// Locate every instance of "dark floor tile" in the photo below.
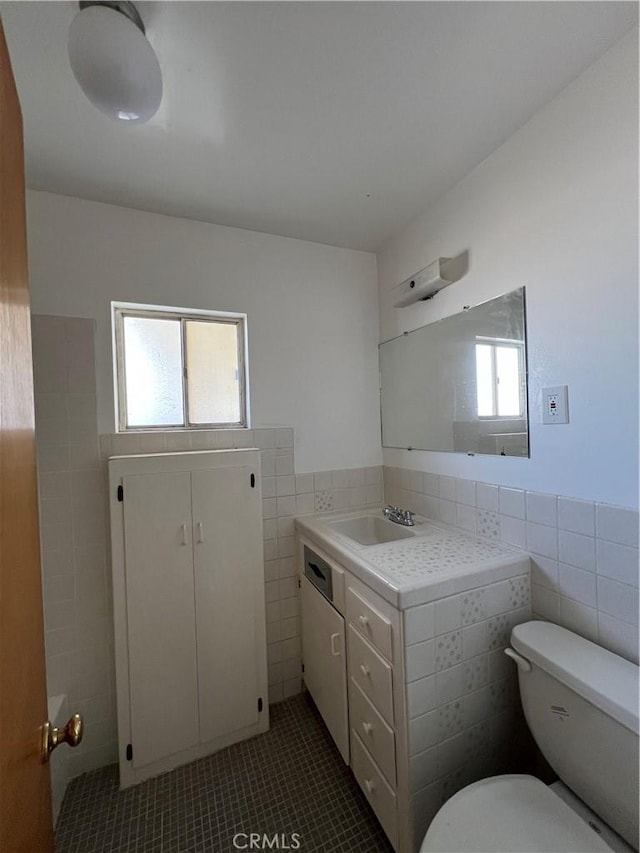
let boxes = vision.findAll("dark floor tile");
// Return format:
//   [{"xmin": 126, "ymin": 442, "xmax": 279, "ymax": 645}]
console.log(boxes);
[{"xmin": 55, "ymin": 692, "xmax": 393, "ymax": 853}]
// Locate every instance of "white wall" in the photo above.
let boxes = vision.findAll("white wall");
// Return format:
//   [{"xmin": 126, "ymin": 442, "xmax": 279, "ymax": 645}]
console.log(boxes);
[
  {"xmin": 377, "ymin": 31, "xmax": 639, "ymax": 509},
  {"xmin": 26, "ymin": 191, "xmax": 381, "ymax": 473}
]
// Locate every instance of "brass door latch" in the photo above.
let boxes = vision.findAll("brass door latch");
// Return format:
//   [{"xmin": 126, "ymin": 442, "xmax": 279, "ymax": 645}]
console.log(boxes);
[{"xmin": 42, "ymin": 714, "xmax": 84, "ymax": 763}]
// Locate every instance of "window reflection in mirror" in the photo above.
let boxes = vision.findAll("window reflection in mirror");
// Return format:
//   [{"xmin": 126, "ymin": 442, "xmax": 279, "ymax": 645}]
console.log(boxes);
[
  {"xmin": 379, "ymin": 288, "xmax": 529, "ymax": 457},
  {"xmin": 475, "ymin": 338, "xmax": 525, "ymax": 418}
]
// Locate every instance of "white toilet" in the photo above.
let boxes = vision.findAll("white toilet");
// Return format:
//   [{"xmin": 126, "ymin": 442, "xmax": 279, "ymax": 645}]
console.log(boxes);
[{"xmin": 420, "ymin": 621, "xmax": 639, "ymax": 853}]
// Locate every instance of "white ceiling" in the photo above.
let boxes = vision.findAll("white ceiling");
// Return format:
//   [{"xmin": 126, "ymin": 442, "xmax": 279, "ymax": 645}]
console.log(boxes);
[{"xmin": 2, "ymin": 1, "xmax": 637, "ymax": 251}]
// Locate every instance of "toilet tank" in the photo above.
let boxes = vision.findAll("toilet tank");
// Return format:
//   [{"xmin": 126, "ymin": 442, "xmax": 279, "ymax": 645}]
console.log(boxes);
[{"xmin": 510, "ymin": 621, "xmax": 639, "ymax": 850}]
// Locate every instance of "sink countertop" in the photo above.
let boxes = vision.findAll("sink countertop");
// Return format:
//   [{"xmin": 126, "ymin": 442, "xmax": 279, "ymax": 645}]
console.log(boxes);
[{"xmin": 294, "ymin": 508, "xmax": 530, "ymax": 609}]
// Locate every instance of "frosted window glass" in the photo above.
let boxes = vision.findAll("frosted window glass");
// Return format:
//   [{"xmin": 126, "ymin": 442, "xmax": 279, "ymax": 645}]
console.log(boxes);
[
  {"xmin": 475, "ymin": 344, "xmax": 494, "ymax": 417},
  {"xmin": 186, "ymin": 321, "xmax": 241, "ymax": 424},
  {"xmin": 123, "ymin": 317, "xmax": 184, "ymax": 426},
  {"xmin": 496, "ymin": 346, "xmax": 521, "ymax": 416}
]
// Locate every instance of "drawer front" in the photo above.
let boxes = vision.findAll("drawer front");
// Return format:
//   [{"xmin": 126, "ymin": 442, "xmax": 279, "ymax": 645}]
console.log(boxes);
[
  {"xmin": 349, "ymin": 677, "xmax": 396, "ymax": 787},
  {"xmin": 351, "ymin": 731, "xmax": 399, "ymax": 850},
  {"xmin": 347, "ymin": 625, "xmax": 394, "ymax": 725},
  {"xmin": 347, "ymin": 587, "xmax": 393, "ymax": 662}
]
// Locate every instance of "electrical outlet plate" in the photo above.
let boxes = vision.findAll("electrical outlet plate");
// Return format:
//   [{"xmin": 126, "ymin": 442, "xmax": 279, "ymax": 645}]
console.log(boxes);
[{"xmin": 542, "ymin": 385, "xmax": 569, "ymax": 424}]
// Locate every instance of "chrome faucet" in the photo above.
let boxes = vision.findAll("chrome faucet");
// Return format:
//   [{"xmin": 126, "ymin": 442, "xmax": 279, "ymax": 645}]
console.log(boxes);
[{"xmin": 382, "ymin": 505, "xmax": 415, "ymax": 527}]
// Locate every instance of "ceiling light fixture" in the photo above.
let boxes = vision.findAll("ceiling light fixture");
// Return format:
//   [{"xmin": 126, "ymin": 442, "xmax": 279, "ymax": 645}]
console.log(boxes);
[{"xmin": 68, "ymin": 1, "xmax": 162, "ymax": 124}]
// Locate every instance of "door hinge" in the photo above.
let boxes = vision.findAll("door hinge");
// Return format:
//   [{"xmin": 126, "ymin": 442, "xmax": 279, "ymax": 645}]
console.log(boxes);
[
  {"xmin": 117, "ymin": 485, "xmax": 124, "ymax": 502},
  {"xmin": 258, "ymin": 697, "xmax": 263, "ymax": 713},
  {"xmin": 301, "ymin": 663, "xmax": 305, "ymax": 674},
  {"xmin": 297, "ymin": 578, "xmax": 301, "ymax": 588},
  {"xmin": 126, "ymin": 743, "xmax": 133, "ymax": 761},
  {"xmin": 250, "ymin": 473, "xmax": 255, "ymax": 488}
]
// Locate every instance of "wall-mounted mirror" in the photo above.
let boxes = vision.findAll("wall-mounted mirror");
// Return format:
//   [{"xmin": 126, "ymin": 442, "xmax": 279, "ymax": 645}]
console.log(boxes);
[{"xmin": 380, "ymin": 288, "xmax": 529, "ymax": 457}]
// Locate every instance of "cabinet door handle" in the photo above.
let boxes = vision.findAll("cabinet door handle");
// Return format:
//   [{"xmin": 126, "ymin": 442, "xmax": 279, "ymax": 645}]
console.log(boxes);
[
  {"xmin": 364, "ymin": 778, "xmax": 375, "ymax": 794},
  {"xmin": 359, "ymin": 664, "xmax": 370, "ymax": 677},
  {"xmin": 358, "ymin": 614, "xmax": 369, "ymax": 627},
  {"xmin": 180, "ymin": 524, "xmax": 188, "ymax": 546},
  {"xmin": 196, "ymin": 522, "xmax": 204, "ymax": 543},
  {"xmin": 330, "ymin": 633, "xmax": 341, "ymax": 656},
  {"xmin": 362, "ymin": 721, "xmax": 373, "ymax": 736},
  {"xmin": 307, "ymin": 562, "xmax": 326, "ymax": 581}
]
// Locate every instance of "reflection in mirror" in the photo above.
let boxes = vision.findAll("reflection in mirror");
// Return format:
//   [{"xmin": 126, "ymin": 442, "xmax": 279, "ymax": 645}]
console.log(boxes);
[{"xmin": 380, "ymin": 288, "xmax": 529, "ymax": 457}]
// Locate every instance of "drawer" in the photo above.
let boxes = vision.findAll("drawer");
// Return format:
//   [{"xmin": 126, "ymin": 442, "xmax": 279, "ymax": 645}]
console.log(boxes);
[
  {"xmin": 348, "ymin": 624, "xmax": 394, "ymax": 725},
  {"xmin": 347, "ymin": 587, "xmax": 393, "ymax": 662},
  {"xmin": 349, "ymin": 677, "xmax": 396, "ymax": 787},
  {"xmin": 351, "ymin": 731, "xmax": 399, "ymax": 850}
]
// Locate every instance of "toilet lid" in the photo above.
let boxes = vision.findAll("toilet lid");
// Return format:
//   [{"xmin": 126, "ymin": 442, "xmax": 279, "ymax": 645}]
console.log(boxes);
[{"xmin": 421, "ymin": 775, "xmax": 613, "ymax": 853}]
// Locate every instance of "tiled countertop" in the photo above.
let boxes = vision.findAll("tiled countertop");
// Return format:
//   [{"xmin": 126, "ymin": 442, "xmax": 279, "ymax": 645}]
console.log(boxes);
[{"xmin": 295, "ymin": 508, "xmax": 530, "ymax": 609}]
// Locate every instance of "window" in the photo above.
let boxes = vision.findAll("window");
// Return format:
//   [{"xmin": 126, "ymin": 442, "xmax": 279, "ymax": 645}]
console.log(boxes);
[
  {"xmin": 114, "ymin": 304, "xmax": 248, "ymax": 431},
  {"xmin": 475, "ymin": 338, "xmax": 525, "ymax": 418}
]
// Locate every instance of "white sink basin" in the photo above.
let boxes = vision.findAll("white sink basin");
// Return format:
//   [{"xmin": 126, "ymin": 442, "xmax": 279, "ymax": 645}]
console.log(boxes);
[{"xmin": 328, "ymin": 515, "xmax": 416, "ymax": 546}]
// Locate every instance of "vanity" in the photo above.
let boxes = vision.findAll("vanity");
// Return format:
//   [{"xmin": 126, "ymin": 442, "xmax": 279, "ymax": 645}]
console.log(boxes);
[{"xmin": 295, "ymin": 509, "xmax": 531, "ymax": 853}]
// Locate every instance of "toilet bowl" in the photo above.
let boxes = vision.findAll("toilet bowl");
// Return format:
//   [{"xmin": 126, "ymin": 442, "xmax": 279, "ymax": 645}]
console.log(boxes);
[
  {"xmin": 420, "ymin": 621, "xmax": 639, "ymax": 853},
  {"xmin": 420, "ymin": 774, "xmax": 614, "ymax": 852}
]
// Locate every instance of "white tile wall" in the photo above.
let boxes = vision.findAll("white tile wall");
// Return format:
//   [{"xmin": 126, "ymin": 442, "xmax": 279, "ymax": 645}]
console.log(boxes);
[
  {"xmin": 499, "ymin": 488, "xmax": 526, "ymax": 520},
  {"xmin": 384, "ymin": 466, "xmax": 639, "ymax": 664},
  {"xmin": 264, "ymin": 459, "xmax": 382, "ymax": 701},
  {"xmin": 525, "ymin": 492, "xmax": 557, "ymax": 528},
  {"xmin": 405, "ymin": 573, "xmax": 531, "ymax": 840},
  {"xmin": 32, "ymin": 315, "xmax": 117, "ymax": 780},
  {"xmin": 558, "ymin": 497, "xmax": 595, "ymax": 536},
  {"xmin": 596, "ymin": 504, "xmax": 639, "ymax": 548},
  {"xmin": 476, "ymin": 483, "xmax": 499, "ymax": 512},
  {"xmin": 405, "ymin": 603, "xmax": 435, "ymax": 646}
]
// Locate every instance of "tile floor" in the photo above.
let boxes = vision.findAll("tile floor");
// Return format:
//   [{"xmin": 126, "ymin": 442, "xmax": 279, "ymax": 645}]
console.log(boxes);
[{"xmin": 55, "ymin": 693, "xmax": 393, "ymax": 852}]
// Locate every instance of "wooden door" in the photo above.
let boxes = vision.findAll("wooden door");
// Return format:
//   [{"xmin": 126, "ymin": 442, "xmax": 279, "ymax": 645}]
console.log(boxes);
[
  {"xmin": 300, "ymin": 576, "xmax": 349, "ymax": 763},
  {"xmin": 0, "ymin": 20, "xmax": 54, "ymax": 853},
  {"xmin": 191, "ymin": 465, "xmax": 266, "ymax": 743},
  {"xmin": 122, "ymin": 472, "xmax": 200, "ymax": 769}
]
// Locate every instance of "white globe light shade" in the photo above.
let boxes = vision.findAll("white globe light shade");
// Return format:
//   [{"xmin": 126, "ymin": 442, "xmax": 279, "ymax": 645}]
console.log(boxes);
[{"xmin": 68, "ymin": 5, "xmax": 162, "ymax": 124}]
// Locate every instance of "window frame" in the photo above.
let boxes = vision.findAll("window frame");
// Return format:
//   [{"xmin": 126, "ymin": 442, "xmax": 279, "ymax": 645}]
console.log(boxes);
[
  {"xmin": 113, "ymin": 303, "xmax": 249, "ymax": 432},
  {"xmin": 475, "ymin": 336, "xmax": 525, "ymax": 420}
]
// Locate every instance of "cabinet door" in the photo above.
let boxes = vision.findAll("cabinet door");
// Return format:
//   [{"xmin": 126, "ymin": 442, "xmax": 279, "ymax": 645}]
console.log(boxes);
[
  {"xmin": 192, "ymin": 466, "xmax": 264, "ymax": 743},
  {"xmin": 123, "ymin": 472, "xmax": 200, "ymax": 769},
  {"xmin": 300, "ymin": 576, "xmax": 349, "ymax": 763}
]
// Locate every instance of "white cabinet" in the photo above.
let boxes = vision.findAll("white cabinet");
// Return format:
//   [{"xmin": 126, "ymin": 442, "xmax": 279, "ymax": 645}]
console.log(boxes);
[
  {"xmin": 300, "ymin": 575, "xmax": 349, "ymax": 763},
  {"xmin": 110, "ymin": 450, "xmax": 268, "ymax": 788},
  {"xmin": 298, "ymin": 535, "xmax": 406, "ymax": 852}
]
